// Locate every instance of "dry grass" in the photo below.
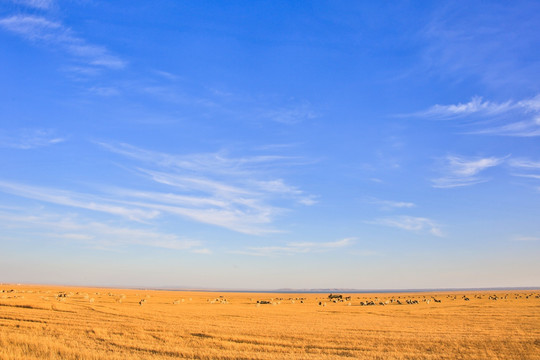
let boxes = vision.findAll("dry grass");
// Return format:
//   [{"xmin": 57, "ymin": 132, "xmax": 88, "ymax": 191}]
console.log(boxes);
[{"xmin": 0, "ymin": 285, "xmax": 539, "ymax": 359}]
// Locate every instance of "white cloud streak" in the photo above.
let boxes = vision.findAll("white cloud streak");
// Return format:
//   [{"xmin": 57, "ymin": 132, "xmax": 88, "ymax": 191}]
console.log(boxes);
[
  {"xmin": 0, "ymin": 179, "xmax": 280, "ymax": 235},
  {"xmin": 0, "ymin": 181, "xmax": 160, "ymax": 222},
  {"xmin": 508, "ymin": 158, "xmax": 540, "ymax": 183},
  {"xmin": 413, "ymin": 95, "xmax": 540, "ymax": 137},
  {"xmin": 0, "ymin": 211, "xmax": 207, "ymax": 252},
  {"xmin": 432, "ymin": 155, "xmax": 505, "ymax": 188},
  {"xmin": 416, "ymin": 96, "xmax": 513, "ymax": 119},
  {"xmin": 98, "ymin": 142, "xmax": 304, "ymax": 175},
  {"xmin": 371, "ymin": 216, "xmax": 443, "ymax": 237},
  {"xmin": 421, "ymin": 3, "xmax": 540, "ymax": 90},
  {"xmin": 512, "ymin": 235, "xmax": 540, "ymax": 242},
  {"xmin": 367, "ymin": 197, "xmax": 416, "ymax": 210},
  {"xmin": 100, "ymin": 142, "xmax": 316, "ymax": 217},
  {"xmin": 0, "ymin": 15, "xmax": 125, "ymax": 69},
  {"xmin": 261, "ymin": 103, "xmax": 319, "ymax": 125},
  {"xmin": 88, "ymin": 86, "xmax": 120, "ymax": 96},
  {"xmin": 230, "ymin": 237, "xmax": 355, "ymax": 256},
  {"xmin": 0, "ymin": 142, "xmax": 315, "ymax": 235},
  {"xmin": 0, "ymin": 128, "xmax": 65, "ymax": 149},
  {"xmin": 9, "ymin": 0, "xmax": 54, "ymax": 9},
  {"xmin": 509, "ymin": 158, "xmax": 540, "ymax": 170}
]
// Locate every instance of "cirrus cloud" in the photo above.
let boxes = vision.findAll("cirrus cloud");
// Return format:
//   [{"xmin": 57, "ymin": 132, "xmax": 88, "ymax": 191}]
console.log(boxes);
[
  {"xmin": 0, "ymin": 15, "xmax": 126, "ymax": 69},
  {"xmin": 412, "ymin": 94, "xmax": 540, "ymax": 137},
  {"xmin": 432, "ymin": 154, "xmax": 506, "ymax": 188},
  {"xmin": 370, "ymin": 216, "xmax": 443, "ymax": 237}
]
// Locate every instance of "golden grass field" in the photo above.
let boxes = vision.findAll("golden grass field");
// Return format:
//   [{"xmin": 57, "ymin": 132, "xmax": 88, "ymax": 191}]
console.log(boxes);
[{"xmin": 0, "ymin": 284, "xmax": 539, "ymax": 360}]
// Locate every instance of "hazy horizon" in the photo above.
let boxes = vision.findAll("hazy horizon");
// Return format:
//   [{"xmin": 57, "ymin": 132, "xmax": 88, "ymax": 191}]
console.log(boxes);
[
  {"xmin": 1, "ymin": 1, "xmax": 539, "ymax": 289},
  {"xmin": 3, "ymin": 281, "xmax": 539, "ymax": 293}
]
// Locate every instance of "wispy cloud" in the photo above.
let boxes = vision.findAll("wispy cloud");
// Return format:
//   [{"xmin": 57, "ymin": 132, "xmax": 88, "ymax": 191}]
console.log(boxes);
[
  {"xmin": 140, "ymin": 85, "xmax": 217, "ymax": 108},
  {"xmin": 99, "ymin": 142, "xmax": 316, "ymax": 210},
  {"xmin": 117, "ymin": 147, "xmax": 315, "ymax": 234},
  {"xmin": 415, "ymin": 96, "xmax": 512, "ymax": 119},
  {"xmin": 367, "ymin": 197, "xmax": 415, "ymax": 210},
  {"xmin": 288, "ymin": 237, "xmax": 355, "ymax": 250},
  {"xmin": 251, "ymin": 179, "xmax": 318, "ymax": 205},
  {"xmin": 0, "ymin": 211, "xmax": 208, "ymax": 252},
  {"xmin": 371, "ymin": 216, "xmax": 443, "ymax": 237},
  {"xmin": 9, "ymin": 0, "xmax": 54, "ymax": 9},
  {"xmin": 412, "ymin": 95, "xmax": 540, "ymax": 137},
  {"xmin": 432, "ymin": 154, "xmax": 506, "ymax": 188},
  {"xmin": 88, "ymin": 86, "xmax": 121, "ymax": 97},
  {"xmin": 153, "ymin": 70, "xmax": 180, "ymax": 80},
  {"xmin": 0, "ymin": 179, "xmax": 280, "ymax": 235},
  {"xmin": 230, "ymin": 237, "xmax": 355, "ymax": 256},
  {"xmin": 512, "ymin": 235, "xmax": 540, "ymax": 242},
  {"xmin": 261, "ymin": 102, "xmax": 318, "ymax": 125},
  {"xmin": 509, "ymin": 157, "xmax": 540, "ymax": 183},
  {"xmin": 98, "ymin": 142, "xmax": 304, "ymax": 176},
  {"xmin": 206, "ymin": 86, "xmax": 319, "ymax": 125},
  {"xmin": 97, "ymin": 77, "xmax": 319, "ymax": 128},
  {"xmin": 511, "ymin": 174, "xmax": 540, "ymax": 180},
  {"xmin": 0, "ymin": 128, "xmax": 65, "ymax": 149},
  {"xmin": 421, "ymin": 3, "xmax": 540, "ymax": 89},
  {"xmin": 0, "ymin": 142, "xmax": 315, "ymax": 235},
  {"xmin": 509, "ymin": 158, "xmax": 540, "ymax": 170},
  {"xmin": 0, "ymin": 181, "xmax": 160, "ymax": 222},
  {"xmin": 0, "ymin": 15, "xmax": 125, "ymax": 69}
]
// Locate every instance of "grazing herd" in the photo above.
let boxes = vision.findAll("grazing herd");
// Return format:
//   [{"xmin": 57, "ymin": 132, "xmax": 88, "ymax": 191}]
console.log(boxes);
[
  {"xmin": 253, "ymin": 293, "xmax": 446, "ymax": 307},
  {"xmin": 1, "ymin": 287, "xmax": 539, "ymax": 310}
]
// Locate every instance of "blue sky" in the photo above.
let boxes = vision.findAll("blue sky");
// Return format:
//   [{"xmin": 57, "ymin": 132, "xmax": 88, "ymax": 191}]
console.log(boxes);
[{"xmin": 0, "ymin": 0, "xmax": 539, "ymax": 289}]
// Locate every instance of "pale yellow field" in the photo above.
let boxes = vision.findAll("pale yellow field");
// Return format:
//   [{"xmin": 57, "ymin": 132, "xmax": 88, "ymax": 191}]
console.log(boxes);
[{"xmin": 0, "ymin": 285, "xmax": 539, "ymax": 360}]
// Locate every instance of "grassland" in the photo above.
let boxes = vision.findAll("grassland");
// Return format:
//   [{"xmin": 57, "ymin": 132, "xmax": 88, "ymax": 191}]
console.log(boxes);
[{"xmin": 0, "ymin": 285, "xmax": 539, "ymax": 359}]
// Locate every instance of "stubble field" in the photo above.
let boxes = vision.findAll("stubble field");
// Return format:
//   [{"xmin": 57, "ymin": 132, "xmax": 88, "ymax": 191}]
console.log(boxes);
[{"xmin": 0, "ymin": 284, "xmax": 539, "ymax": 360}]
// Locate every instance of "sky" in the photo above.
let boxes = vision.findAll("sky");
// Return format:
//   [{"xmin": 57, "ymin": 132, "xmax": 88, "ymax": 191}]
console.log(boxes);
[{"xmin": 0, "ymin": 0, "xmax": 539, "ymax": 290}]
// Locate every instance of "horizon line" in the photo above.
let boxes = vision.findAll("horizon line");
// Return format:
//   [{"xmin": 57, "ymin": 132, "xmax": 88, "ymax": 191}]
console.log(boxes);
[{"xmin": 2, "ymin": 282, "xmax": 539, "ymax": 294}]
